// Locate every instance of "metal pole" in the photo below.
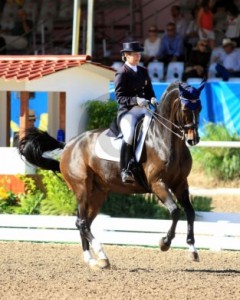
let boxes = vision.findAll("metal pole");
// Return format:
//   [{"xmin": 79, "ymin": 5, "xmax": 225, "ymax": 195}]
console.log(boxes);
[
  {"xmin": 86, "ymin": 0, "xmax": 94, "ymax": 56},
  {"xmin": 72, "ymin": 0, "xmax": 81, "ymax": 55}
]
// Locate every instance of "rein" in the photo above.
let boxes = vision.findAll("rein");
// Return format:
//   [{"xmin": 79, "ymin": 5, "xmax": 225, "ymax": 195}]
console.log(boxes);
[{"xmin": 147, "ymin": 105, "xmax": 185, "ymax": 140}]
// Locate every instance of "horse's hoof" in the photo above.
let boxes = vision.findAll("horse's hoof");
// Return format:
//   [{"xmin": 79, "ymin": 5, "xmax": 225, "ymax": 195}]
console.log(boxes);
[
  {"xmin": 88, "ymin": 258, "xmax": 98, "ymax": 269},
  {"xmin": 159, "ymin": 237, "xmax": 171, "ymax": 252},
  {"xmin": 98, "ymin": 259, "xmax": 110, "ymax": 269},
  {"xmin": 188, "ymin": 251, "xmax": 200, "ymax": 262}
]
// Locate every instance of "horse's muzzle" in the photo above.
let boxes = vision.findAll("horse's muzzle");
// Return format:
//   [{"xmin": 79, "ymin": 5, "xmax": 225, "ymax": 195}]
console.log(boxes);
[{"xmin": 185, "ymin": 128, "xmax": 200, "ymax": 146}]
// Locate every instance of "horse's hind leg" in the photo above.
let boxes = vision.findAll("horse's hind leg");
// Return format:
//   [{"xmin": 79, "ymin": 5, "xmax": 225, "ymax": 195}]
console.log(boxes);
[
  {"xmin": 75, "ymin": 189, "xmax": 110, "ymax": 269},
  {"xmin": 75, "ymin": 204, "xmax": 95, "ymax": 267}
]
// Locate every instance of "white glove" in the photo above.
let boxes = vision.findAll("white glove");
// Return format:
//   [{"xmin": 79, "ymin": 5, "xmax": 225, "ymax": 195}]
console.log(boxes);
[
  {"xmin": 137, "ymin": 97, "xmax": 148, "ymax": 107},
  {"xmin": 151, "ymin": 97, "xmax": 158, "ymax": 105}
]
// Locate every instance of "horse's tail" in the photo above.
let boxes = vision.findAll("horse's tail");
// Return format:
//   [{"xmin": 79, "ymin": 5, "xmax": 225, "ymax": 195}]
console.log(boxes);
[{"xmin": 17, "ymin": 127, "xmax": 65, "ymax": 172}]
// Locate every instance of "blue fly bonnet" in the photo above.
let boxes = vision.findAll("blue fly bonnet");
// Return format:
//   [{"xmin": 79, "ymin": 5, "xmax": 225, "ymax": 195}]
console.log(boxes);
[{"xmin": 179, "ymin": 80, "xmax": 205, "ymax": 110}]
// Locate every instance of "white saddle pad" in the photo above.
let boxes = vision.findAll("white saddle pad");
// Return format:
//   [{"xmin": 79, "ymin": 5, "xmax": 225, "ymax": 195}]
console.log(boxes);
[{"xmin": 95, "ymin": 112, "xmax": 152, "ymax": 162}]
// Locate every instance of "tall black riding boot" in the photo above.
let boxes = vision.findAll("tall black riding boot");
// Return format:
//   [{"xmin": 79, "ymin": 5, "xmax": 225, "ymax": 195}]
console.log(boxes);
[{"xmin": 120, "ymin": 141, "xmax": 135, "ymax": 183}]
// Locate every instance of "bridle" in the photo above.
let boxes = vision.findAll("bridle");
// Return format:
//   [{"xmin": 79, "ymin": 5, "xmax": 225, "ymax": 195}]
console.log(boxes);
[
  {"xmin": 177, "ymin": 96, "xmax": 201, "ymax": 131},
  {"xmin": 147, "ymin": 95, "xmax": 201, "ymax": 141}
]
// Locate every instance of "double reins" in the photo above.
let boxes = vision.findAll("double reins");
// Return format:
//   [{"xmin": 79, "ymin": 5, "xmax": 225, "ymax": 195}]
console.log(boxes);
[
  {"xmin": 147, "ymin": 93, "xmax": 201, "ymax": 140},
  {"xmin": 147, "ymin": 104, "xmax": 185, "ymax": 140}
]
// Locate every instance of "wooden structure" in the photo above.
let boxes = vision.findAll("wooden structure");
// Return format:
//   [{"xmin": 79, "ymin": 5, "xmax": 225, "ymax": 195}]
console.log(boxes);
[{"xmin": 0, "ymin": 55, "xmax": 115, "ymax": 147}]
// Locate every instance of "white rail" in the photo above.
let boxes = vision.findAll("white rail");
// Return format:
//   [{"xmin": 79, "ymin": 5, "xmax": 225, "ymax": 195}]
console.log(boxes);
[
  {"xmin": 0, "ymin": 214, "xmax": 239, "ymax": 251},
  {"xmin": 196, "ymin": 141, "xmax": 240, "ymax": 148}
]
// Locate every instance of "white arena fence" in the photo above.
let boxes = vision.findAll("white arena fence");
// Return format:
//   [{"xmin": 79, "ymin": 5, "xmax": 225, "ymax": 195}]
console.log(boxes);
[
  {"xmin": 196, "ymin": 141, "xmax": 240, "ymax": 148},
  {"xmin": 0, "ymin": 214, "xmax": 239, "ymax": 251}
]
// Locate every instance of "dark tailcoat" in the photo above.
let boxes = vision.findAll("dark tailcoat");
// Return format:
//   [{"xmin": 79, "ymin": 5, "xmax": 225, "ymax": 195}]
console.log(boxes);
[{"xmin": 114, "ymin": 64, "xmax": 155, "ymax": 125}]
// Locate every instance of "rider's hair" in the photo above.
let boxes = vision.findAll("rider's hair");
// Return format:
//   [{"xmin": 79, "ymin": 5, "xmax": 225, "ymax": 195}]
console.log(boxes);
[{"xmin": 122, "ymin": 53, "xmax": 127, "ymax": 62}]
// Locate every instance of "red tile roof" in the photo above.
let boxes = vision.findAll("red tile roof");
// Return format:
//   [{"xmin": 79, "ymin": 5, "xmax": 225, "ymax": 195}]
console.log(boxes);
[{"xmin": 0, "ymin": 55, "xmax": 100, "ymax": 81}]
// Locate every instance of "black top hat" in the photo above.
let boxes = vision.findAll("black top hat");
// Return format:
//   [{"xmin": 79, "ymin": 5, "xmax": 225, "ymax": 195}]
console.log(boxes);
[{"xmin": 120, "ymin": 41, "xmax": 144, "ymax": 53}]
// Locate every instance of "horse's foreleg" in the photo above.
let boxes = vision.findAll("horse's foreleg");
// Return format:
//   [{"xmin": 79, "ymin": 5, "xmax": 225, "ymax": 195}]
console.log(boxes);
[
  {"xmin": 159, "ymin": 195, "xmax": 181, "ymax": 251},
  {"xmin": 152, "ymin": 183, "xmax": 180, "ymax": 251},
  {"xmin": 179, "ymin": 189, "xmax": 199, "ymax": 262}
]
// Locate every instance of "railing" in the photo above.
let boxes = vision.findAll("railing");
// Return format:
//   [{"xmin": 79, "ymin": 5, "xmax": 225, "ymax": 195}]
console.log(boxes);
[{"xmin": 0, "ymin": 214, "xmax": 239, "ymax": 251}]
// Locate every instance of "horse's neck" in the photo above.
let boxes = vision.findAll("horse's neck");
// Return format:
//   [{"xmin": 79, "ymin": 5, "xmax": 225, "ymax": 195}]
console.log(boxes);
[{"xmin": 148, "ymin": 96, "xmax": 183, "ymax": 159}]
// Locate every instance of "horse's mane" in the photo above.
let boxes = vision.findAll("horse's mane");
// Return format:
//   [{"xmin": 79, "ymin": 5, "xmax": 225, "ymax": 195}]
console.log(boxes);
[{"xmin": 157, "ymin": 82, "xmax": 179, "ymax": 117}]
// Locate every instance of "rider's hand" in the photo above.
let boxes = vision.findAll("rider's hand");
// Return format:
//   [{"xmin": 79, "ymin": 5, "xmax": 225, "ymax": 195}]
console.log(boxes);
[
  {"xmin": 150, "ymin": 97, "xmax": 158, "ymax": 105},
  {"xmin": 137, "ymin": 97, "xmax": 148, "ymax": 107}
]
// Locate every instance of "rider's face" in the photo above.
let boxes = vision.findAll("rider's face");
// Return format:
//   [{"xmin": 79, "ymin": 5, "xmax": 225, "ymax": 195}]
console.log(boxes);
[{"xmin": 125, "ymin": 52, "xmax": 141, "ymax": 66}]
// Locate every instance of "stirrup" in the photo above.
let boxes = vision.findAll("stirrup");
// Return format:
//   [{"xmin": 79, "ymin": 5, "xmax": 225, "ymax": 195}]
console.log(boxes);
[{"xmin": 121, "ymin": 169, "xmax": 135, "ymax": 183}]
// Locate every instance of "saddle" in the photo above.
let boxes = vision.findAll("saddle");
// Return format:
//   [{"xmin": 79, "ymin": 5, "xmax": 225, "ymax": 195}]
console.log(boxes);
[
  {"xmin": 95, "ymin": 112, "xmax": 153, "ymax": 190},
  {"xmin": 95, "ymin": 111, "xmax": 152, "ymax": 163}
]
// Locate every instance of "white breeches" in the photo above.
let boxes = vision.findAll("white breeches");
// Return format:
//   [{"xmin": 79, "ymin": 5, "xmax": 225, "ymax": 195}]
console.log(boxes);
[{"xmin": 120, "ymin": 106, "xmax": 147, "ymax": 145}]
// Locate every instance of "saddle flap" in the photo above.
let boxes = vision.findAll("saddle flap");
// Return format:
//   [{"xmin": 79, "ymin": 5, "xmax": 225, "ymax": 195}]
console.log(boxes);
[{"xmin": 95, "ymin": 112, "xmax": 152, "ymax": 162}]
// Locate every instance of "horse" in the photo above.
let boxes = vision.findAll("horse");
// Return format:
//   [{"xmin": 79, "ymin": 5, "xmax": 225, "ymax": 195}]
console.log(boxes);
[{"xmin": 18, "ymin": 80, "xmax": 205, "ymax": 269}]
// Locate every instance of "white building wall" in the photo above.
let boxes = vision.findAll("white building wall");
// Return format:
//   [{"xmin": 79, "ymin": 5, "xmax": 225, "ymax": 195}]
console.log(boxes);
[{"xmin": 0, "ymin": 92, "xmax": 7, "ymax": 147}]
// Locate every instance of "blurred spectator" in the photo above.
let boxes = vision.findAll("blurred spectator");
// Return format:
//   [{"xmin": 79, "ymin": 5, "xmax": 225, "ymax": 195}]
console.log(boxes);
[
  {"xmin": 157, "ymin": 22, "xmax": 184, "ymax": 68},
  {"xmin": 197, "ymin": 0, "xmax": 215, "ymax": 49},
  {"xmin": 182, "ymin": 39, "xmax": 211, "ymax": 82},
  {"xmin": 215, "ymin": 38, "xmax": 240, "ymax": 81},
  {"xmin": 142, "ymin": 25, "xmax": 161, "ymax": 66},
  {"xmin": 0, "ymin": 7, "xmax": 33, "ymax": 52},
  {"xmin": 213, "ymin": 0, "xmax": 227, "ymax": 46},
  {"xmin": 170, "ymin": 5, "xmax": 187, "ymax": 38},
  {"xmin": 184, "ymin": 6, "xmax": 200, "ymax": 61},
  {"xmin": 0, "ymin": 0, "xmax": 7, "ymax": 16},
  {"xmin": 225, "ymin": 4, "xmax": 240, "ymax": 47},
  {"xmin": 13, "ymin": 109, "xmax": 36, "ymax": 147}
]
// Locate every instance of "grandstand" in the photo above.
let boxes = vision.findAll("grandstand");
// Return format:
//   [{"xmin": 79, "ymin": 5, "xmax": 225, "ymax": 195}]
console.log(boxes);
[
  {"xmin": 0, "ymin": 0, "xmax": 185, "ymax": 59},
  {"xmin": 1, "ymin": 0, "xmax": 240, "ymax": 82}
]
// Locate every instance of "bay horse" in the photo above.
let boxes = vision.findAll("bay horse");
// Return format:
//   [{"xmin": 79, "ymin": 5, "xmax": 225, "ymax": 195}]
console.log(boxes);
[{"xmin": 18, "ymin": 81, "xmax": 205, "ymax": 269}]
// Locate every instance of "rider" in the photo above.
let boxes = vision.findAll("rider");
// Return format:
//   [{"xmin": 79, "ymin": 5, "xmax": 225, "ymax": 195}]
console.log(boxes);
[{"xmin": 114, "ymin": 41, "xmax": 156, "ymax": 183}]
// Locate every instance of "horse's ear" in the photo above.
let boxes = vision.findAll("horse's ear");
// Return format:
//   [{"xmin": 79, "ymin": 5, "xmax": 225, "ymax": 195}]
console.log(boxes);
[
  {"xmin": 179, "ymin": 83, "xmax": 185, "ymax": 92},
  {"xmin": 198, "ymin": 79, "xmax": 206, "ymax": 94}
]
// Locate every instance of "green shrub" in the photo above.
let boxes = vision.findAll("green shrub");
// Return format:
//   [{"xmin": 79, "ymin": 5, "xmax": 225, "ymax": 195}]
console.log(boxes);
[
  {"xmin": 85, "ymin": 100, "xmax": 118, "ymax": 130},
  {"xmin": 101, "ymin": 193, "xmax": 170, "ymax": 219},
  {"xmin": 101, "ymin": 193, "xmax": 213, "ymax": 219},
  {"xmin": 191, "ymin": 123, "xmax": 240, "ymax": 180},
  {"xmin": 39, "ymin": 170, "xmax": 77, "ymax": 215},
  {"xmin": 191, "ymin": 195, "xmax": 213, "ymax": 212},
  {"xmin": 0, "ymin": 173, "xmax": 213, "ymax": 217},
  {"xmin": 0, "ymin": 191, "xmax": 19, "ymax": 214},
  {"xmin": 12, "ymin": 175, "xmax": 44, "ymax": 215}
]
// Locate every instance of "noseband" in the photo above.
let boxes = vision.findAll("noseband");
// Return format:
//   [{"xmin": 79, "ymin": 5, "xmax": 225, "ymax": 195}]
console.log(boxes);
[{"xmin": 177, "ymin": 96, "xmax": 202, "ymax": 132}]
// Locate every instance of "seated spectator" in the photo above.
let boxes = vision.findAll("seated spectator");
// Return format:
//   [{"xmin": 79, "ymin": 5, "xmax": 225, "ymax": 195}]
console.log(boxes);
[
  {"xmin": 197, "ymin": 0, "xmax": 215, "ymax": 50},
  {"xmin": 182, "ymin": 39, "xmax": 211, "ymax": 82},
  {"xmin": 142, "ymin": 25, "xmax": 161, "ymax": 66},
  {"xmin": 213, "ymin": 0, "xmax": 227, "ymax": 46},
  {"xmin": 157, "ymin": 22, "xmax": 184, "ymax": 68},
  {"xmin": 184, "ymin": 6, "xmax": 200, "ymax": 61},
  {"xmin": 225, "ymin": 4, "xmax": 240, "ymax": 47},
  {"xmin": 0, "ymin": 0, "xmax": 6, "ymax": 17},
  {"xmin": 170, "ymin": 5, "xmax": 187, "ymax": 38},
  {"xmin": 0, "ymin": 7, "xmax": 33, "ymax": 52},
  {"xmin": 215, "ymin": 38, "xmax": 240, "ymax": 81}
]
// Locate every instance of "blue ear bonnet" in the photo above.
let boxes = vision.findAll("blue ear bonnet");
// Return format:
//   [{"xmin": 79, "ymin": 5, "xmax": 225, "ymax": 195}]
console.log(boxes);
[
  {"xmin": 179, "ymin": 81, "xmax": 205, "ymax": 110},
  {"xmin": 179, "ymin": 84, "xmax": 200, "ymax": 100}
]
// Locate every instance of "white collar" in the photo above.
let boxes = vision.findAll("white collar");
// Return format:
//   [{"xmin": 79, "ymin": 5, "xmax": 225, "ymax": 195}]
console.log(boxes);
[{"xmin": 125, "ymin": 62, "xmax": 138, "ymax": 72}]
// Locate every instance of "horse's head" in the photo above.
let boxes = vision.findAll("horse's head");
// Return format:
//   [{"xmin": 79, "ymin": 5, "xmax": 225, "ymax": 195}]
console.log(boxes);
[{"xmin": 177, "ymin": 81, "xmax": 205, "ymax": 146}]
